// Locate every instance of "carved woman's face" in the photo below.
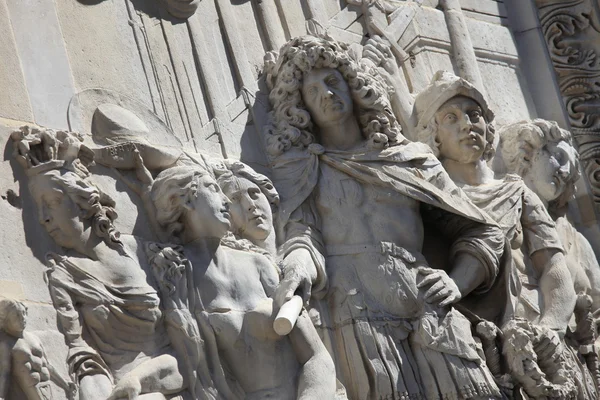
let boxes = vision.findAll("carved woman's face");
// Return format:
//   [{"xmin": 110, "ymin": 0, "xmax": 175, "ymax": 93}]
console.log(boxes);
[
  {"xmin": 223, "ymin": 177, "xmax": 273, "ymax": 242},
  {"xmin": 29, "ymin": 172, "xmax": 88, "ymax": 249},
  {"xmin": 301, "ymin": 68, "xmax": 353, "ymax": 127},
  {"xmin": 435, "ymin": 96, "xmax": 487, "ymax": 163},
  {"xmin": 185, "ymin": 174, "xmax": 232, "ymax": 240},
  {"xmin": 524, "ymin": 140, "xmax": 577, "ymax": 202}
]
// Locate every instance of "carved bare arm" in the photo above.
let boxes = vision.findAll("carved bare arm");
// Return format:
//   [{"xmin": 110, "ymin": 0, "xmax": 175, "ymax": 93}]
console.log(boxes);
[
  {"xmin": 288, "ymin": 311, "xmax": 336, "ymax": 400},
  {"xmin": 422, "ymin": 205, "xmax": 504, "ymax": 301},
  {"xmin": 531, "ymin": 248, "xmax": 575, "ymax": 333},
  {"xmin": 46, "ymin": 358, "xmax": 78, "ymax": 400}
]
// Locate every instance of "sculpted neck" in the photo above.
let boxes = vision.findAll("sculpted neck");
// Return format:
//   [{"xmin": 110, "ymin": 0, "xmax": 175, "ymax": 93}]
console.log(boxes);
[
  {"xmin": 318, "ymin": 115, "xmax": 362, "ymax": 151},
  {"xmin": 442, "ymin": 158, "xmax": 495, "ymax": 186},
  {"xmin": 253, "ymin": 230, "xmax": 277, "ymax": 255}
]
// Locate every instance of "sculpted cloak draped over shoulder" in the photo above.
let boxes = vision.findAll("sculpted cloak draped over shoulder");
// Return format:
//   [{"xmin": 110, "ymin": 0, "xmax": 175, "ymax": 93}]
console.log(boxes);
[{"xmin": 273, "ymin": 140, "xmax": 506, "ymax": 400}]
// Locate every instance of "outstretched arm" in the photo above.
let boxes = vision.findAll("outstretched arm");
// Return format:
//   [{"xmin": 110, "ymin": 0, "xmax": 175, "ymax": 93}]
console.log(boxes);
[{"xmin": 289, "ymin": 311, "xmax": 336, "ymax": 400}]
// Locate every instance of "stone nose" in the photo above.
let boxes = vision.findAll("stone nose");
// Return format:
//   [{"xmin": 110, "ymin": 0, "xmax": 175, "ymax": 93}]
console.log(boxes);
[{"xmin": 459, "ymin": 113, "xmax": 473, "ymax": 131}]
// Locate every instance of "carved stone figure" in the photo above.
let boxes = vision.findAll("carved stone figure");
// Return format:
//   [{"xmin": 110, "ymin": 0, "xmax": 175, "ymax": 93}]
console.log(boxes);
[
  {"xmin": 10, "ymin": 126, "xmax": 187, "ymax": 400},
  {"xmin": 412, "ymin": 71, "xmax": 592, "ymax": 398},
  {"xmin": 149, "ymin": 165, "xmax": 338, "ymax": 400},
  {"xmin": 495, "ymin": 119, "xmax": 600, "ymax": 390},
  {"xmin": 0, "ymin": 298, "xmax": 77, "ymax": 400},
  {"xmin": 213, "ymin": 160, "xmax": 279, "ymax": 255},
  {"xmin": 494, "ymin": 119, "xmax": 600, "ymax": 313},
  {"xmin": 264, "ymin": 35, "xmax": 506, "ymax": 400}
]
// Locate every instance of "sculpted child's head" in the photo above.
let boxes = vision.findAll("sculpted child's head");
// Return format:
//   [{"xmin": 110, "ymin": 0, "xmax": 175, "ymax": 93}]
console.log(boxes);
[
  {"xmin": 264, "ymin": 35, "xmax": 402, "ymax": 157},
  {"xmin": 0, "ymin": 299, "xmax": 27, "ymax": 338},
  {"xmin": 152, "ymin": 166, "xmax": 232, "ymax": 243},
  {"xmin": 28, "ymin": 169, "xmax": 121, "ymax": 251},
  {"xmin": 496, "ymin": 119, "xmax": 580, "ymax": 210},
  {"xmin": 414, "ymin": 71, "xmax": 495, "ymax": 163},
  {"xmin": 216, "ymin": 162, "xmax": 279, "ymax": 243}
]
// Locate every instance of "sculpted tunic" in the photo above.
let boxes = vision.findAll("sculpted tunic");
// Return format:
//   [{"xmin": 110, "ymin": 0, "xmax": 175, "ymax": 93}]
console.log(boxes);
[
  {"xmin": 273, "ymin": 141, "xmax": 505, "ymax": 400},
  {"xmin": 460, "ymin": 175, "xmax": 563, "ymax": 322},
  {"xmin": 461, "ymin": 175, "xmax": 597, "ymax": 399},
  {"xmin": 44, "ymin": 240, "xmax": 172, "ymax": 384}
]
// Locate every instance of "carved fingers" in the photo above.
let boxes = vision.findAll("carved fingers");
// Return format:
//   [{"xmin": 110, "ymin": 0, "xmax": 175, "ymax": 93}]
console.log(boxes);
[
  {"xmin": 363, "ymin": 35, "xmax": 398, "ymax": 76},
  {"xmin": 276, "ymin": 263, "xmax": 312, "ymax": 308},
  {"xmin": 106, "ymin": 376, "xmax": 142, "ymax": 400},
  {"xmin": 110, "ymin": 145, "xmax": 154, "ymax": 197},
  {"xmin": 534, "ymin": 327, "xmax": 562, "ymax": 361},
  {"xmin": 416, "ymin": 266, "xmax": 462, "ymax": 307}
]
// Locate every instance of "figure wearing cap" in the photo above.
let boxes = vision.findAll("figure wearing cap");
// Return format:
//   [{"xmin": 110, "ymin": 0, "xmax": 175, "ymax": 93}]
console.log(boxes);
[
  {"xmin": 265, "ymin": 35, "xmax": 508, "ymax": 400},
  {"xmin": 412, "ymin": 71, "xmax": 590, "ymax": 398}
]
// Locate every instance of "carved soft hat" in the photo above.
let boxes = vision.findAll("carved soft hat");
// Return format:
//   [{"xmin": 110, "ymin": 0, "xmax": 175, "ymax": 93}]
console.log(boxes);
[{"xmin": 413, "ymin": 70, "xmax": 495, "ymax": 131}]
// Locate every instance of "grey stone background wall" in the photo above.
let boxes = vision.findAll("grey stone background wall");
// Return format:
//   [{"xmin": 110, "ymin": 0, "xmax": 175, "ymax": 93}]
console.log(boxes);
[{"xmin": 0, "ymin": 0, "xmax": 594, "ymax": 398}]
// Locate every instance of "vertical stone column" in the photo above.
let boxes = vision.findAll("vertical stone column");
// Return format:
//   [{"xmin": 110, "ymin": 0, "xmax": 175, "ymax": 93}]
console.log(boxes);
[{"xmin": 533, "ymin": 0, "xmax": 600, "ymax": 251}]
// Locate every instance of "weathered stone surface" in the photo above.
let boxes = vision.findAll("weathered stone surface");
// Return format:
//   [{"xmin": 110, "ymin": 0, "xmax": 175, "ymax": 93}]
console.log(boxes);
[{"xmin": 2, "ymin": 2, "xmax": 600, "ymax": 400}]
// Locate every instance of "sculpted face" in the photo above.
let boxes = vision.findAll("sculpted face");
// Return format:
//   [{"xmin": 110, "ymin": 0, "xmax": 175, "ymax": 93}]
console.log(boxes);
[
  {"xmin": 186, "ymin": 174, "xmax": 232, "ymax": 239},
  {"xmin": 301, "ymin": 68, "xmax": 353, "ymax": 127},
  {"xmin": 524, "ymin": 140, "xmax": 577, "ymax": 202},
  {"xmin": 5, "ymin": 302, "xmax": 27, "ymax": 337},
  {"xmin": 435, "ymin": 96, "xmax": 487, "ymax": 163},
  {"xmin": 29, "ymin": 172, "xmax": 88, "ymax": 249},
  {"xmin": 223, "ymin": 177, "xmax": 273, "ymax": 242}
]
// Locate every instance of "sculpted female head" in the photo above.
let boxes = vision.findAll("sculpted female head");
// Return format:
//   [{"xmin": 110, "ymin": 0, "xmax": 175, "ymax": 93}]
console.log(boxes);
[
  {"xmin": 264, "ymin": 35, "xmax": 402, "ymax": 157},
  {"xmin": 496, "ymin": 119, "xmax": 580, "ymax": 210},
  {"xmin": 0, "ymin": 299, "xmax": 27, "ymax": 338},
  {"xmin": 28, "ymin": 168, "xmax": 121, "ymax": 251},
  {"xmin": 151, "ymin": 166, "xmax": 232, "ymax": 243},
  {"xmin": 216, "ymin": 162, "xmax": 279, "ymax": 243},
  {"xmin": 414, "ymin": 71, "xmax": 495, "ymax": 163}
]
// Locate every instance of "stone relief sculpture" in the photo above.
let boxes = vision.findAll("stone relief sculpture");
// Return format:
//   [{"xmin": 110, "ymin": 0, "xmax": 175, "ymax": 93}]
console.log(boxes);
[
  {"xmin": 495, "ymin": 119, "xmax": 600, "ymax": 315},
  {"xmin": 144, "ymin": 164, "xmax": 338, "ymax": 400},
  {"xmin": 10, "ymin": 126, "xmax": 188, "ymax": 400},
  {"xmin": 412, "ymin": 71, "xmax": 596, "ymax": 398},
  {"xmin": 495, "ymin": 119, "xmax": 600, "ymax": 390},
  {"xmin": 212, "ymin": 160, "xmax": 279, "ymax": 255},
  {"xmin": 263, "ymin": 34, "xmax": 508, "ymax": 400},
  {"xmin": 0, "ymin": 299, "xmax": 77, "ymax": 400}
]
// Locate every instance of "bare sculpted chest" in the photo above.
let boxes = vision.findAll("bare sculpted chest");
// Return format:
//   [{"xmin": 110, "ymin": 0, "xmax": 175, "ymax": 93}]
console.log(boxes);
[
  {"xmin": 12, "ymin": 334, "xmax": 50, "ymax": 384},
  {"xmin": 316, "ymin": 163, "xmax": 424, "ymax": 250}
]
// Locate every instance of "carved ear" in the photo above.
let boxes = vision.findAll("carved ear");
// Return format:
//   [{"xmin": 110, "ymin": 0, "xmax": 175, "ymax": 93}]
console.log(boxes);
[{"xmin": 181, "ymin": 192, "xmax": 194, "ymax": 211}]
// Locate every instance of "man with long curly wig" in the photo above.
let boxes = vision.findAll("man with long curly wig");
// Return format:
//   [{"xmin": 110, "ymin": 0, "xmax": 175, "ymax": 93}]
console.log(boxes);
[{"xmin": 265, "ymin": 35, "xmax": 506, "ymax": 400}]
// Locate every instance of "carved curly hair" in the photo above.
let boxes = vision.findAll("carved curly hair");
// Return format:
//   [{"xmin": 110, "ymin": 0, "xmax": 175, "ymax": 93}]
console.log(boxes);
[
  {"xmin": 263, "ymin": 35, "xmax": 402, "ymax": 158},
  {"xmin": 497, "ymin": 119, "xmax": 580, "ymax": 212},
  {"xmin": 151, "ymin": 165, "xmax": 211, "ymax": 243},
  {"xmin": 0, "ymin": 298, "xmax": 26, "ymax": 335},
  {"xmin": 30, "ymin": 169, "xmax": 123, "ymax": 252}
]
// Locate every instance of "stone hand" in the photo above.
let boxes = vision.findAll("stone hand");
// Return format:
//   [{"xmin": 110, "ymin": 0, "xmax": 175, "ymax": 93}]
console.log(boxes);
[
  {"xmin": 106, "ymin": 376, "xmax": 142, "ymax": 400},
  {"xmin": 112, "ymin": 146, "xmax": 154, "ymax": 197},
  {"xmin": 534, "ymin": 326, "xmax": 562, "ymax": 362},
  {"xmin": 362, "ymin": 35, "xmax": 399, "ymax": 78},
  {"xmin": 65, "ymin": 381, "xmax": 78, "ymax": 400},
  {"xmin": 275, "ymin": 261, "xmax": 313, "ymax": 308},
  {"xmin": 416, "ymin": 267, "xmax": 462, "ymax": 307}
]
